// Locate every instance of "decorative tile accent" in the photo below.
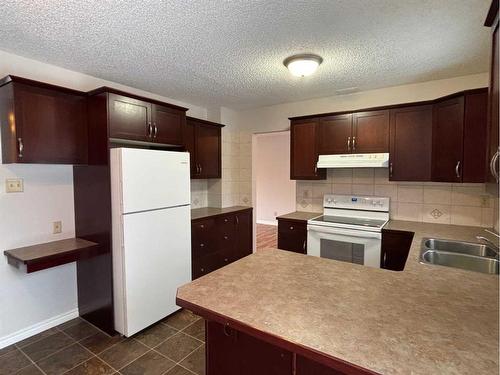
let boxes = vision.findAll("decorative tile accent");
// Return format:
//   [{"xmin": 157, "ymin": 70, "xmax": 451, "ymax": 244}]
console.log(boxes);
[{"xmin": 430, "ymin": 209, "xmax": 443, "ymax": 219}]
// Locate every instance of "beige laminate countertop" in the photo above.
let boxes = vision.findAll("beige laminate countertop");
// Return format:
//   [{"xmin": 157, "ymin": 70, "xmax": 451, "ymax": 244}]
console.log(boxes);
[
  {"xmin": 190, "ymin": 206, "xmax": 251, "ymax": 221},
  {"xmin": 177, "ymin": 220, "xmax": 499, "ymax": 374},
  {"xmin": 276, "ymin": 211, "xmax": 320, "ymax": 222}
]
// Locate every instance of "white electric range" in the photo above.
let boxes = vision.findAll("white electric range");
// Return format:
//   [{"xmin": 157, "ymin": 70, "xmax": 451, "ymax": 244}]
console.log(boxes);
[{"xmin": 307, "ymin": 194, "xmax": 390, "ymax": 268}]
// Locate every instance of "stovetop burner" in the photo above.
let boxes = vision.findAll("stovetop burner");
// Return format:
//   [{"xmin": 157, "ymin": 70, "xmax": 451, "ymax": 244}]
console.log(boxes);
[{"xmin": 309, "ymin": 215, "xmax": 387, "ymax": 229}]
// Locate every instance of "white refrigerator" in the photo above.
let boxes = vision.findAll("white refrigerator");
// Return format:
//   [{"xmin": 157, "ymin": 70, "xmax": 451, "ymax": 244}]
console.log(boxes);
[{"xmin": 110, "ymin": 147, "xmax": 191, "ymax": 337}]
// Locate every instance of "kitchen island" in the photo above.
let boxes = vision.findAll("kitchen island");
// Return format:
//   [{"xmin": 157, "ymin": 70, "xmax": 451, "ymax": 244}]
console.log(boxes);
[{"xmin": 176, "ymin": 221, "xmax": 499, "ymax": 374}]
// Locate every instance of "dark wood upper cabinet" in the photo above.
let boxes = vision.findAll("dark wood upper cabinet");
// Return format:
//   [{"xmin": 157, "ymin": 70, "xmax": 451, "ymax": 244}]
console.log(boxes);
[
  {"xmin": 486, "ymin": 1, "xmax": 499, "ymax": 183},
  {"xmin": 389, "ymin": 105, "xmax": 433, "ymax": 181},
  {"xmin": 352, "ymin": 110, "xmax": 389, "ymax": 153},
  {"xmin": 432, "ymin": 91, "xmax": 488, "ymax": 183},
  {"xmin": 152, "ymin": 104, "xmax": 184, "ymax": 146},
  {"xmin": 290, "ymin": 119, "xmax": 326, "ymax": 180},
  {"xmin": 317, "ymin": 114, "xmax": 352, "ymax": 154},
  {"xmin": 0, "ymin": 76, "xmax": 87, "ymax": 164},
  {"xmin": 186, "ymin": 117, "xmax": 223, "ymax": 179},
  {"xmin": 432, "ymin": 96, "xmax": 465, "ymax": 182},
  {"xmin": 108, "ymin": 93, "xmax": 152, "ymax": 142},
  {"xmin": 463, "ymin": 91, "xmax": 488, "ymax": 182}
]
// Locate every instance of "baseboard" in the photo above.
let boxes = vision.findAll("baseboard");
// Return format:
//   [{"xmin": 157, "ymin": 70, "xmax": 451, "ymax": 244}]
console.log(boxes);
[
  {"xmin": 0, "ymin": 308, "xmax": 79, "ymax": 349},
  {"xmin": 257, "ymin": 219, "xmax": 277, "ymax": 226}
]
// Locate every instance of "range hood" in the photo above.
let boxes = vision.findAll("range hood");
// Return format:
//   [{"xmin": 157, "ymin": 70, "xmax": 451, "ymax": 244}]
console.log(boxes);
[{"xmin": 317, "ymin": 153, "xmax": 389, "ymax": 168}]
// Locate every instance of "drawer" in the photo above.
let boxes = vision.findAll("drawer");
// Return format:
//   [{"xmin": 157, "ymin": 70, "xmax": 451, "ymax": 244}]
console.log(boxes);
[
  {"xmin": 278, "ymin": 219, "xmax": 307, "ymax": 254},
  {"xmin": 192, "ymin": 250, "xmax": 233, "ymax": 280},
  {"xmin": 192, "ymin": 218, "xmax": 215, "ymax": 239},
  {"xmin": 192, "ymin": 238, "xmax": 217, "ymax": 259},
  {"xmin": 215, "ymin": 214, "xmax": 236, "ymax": 234}
]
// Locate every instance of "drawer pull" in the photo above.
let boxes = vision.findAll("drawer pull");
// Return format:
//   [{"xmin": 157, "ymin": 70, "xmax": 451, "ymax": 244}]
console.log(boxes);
[
  {"xmin": 290, "ymin": 226, "xmax": 294, "ymax": 230},
  {"xmin": 224, "ymin": 235, "xmax": 228, "ymax": 240},
  {"xmin": 200, "ymin": 267, "xmax": 205, "ymax": 272},
  {"xmin": 200, "ymin": 224, "xmax": 204, "ymax": 229},
  {"xmin": 224, "ymin": 218, "xmax": 228, "ymax": 223},
  {"xmin": 224, "ymin": 258, "xmax": 229, "ymax": 262},
  {"xmin": 200, "ymin": 243, "xmax": 204, "ymax": 247}
]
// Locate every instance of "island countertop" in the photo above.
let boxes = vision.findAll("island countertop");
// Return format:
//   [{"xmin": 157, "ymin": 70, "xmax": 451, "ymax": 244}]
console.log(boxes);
[{"xmin": 177, "ymin": 221, "xmax": 499, "ymax": 374}]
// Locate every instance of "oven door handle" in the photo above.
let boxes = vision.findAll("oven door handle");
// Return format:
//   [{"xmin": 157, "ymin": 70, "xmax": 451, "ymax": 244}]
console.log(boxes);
[{"xmin": 307, "ymin": 225, "xmax": 382, "ymax": 239}]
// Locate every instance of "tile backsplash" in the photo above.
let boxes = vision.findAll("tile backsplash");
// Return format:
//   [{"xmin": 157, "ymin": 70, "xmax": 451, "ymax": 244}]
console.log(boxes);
[{"xmin": 297, "ymin": 168, "xmax": 497, "ymax": 228}]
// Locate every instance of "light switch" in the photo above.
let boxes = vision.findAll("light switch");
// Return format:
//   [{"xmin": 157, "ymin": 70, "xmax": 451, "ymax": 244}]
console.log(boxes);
[{"xmin": 6, "ymin": 178, "xmax": 23, "ymax": 193}]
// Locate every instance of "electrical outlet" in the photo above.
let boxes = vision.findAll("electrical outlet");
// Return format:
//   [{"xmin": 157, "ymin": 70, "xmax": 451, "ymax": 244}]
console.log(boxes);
[
  {"xmin": 5, "ymin": 178, "xmax": 23, "ymax": 193},
  {"xmin": 53, "ymin": 221, "xmax": 62, "ymax": 234}
]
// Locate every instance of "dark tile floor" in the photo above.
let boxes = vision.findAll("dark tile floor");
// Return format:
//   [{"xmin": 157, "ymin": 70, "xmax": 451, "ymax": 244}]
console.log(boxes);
[{"xmin": 0, "ymin": 310, "xmax": 205, "ymax": 375}]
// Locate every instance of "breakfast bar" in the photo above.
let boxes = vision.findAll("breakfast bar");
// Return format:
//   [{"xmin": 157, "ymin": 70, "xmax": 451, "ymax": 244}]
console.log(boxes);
[{"xmin": 177, "ymin": 221, "xmax": 499, "ymax": 375}]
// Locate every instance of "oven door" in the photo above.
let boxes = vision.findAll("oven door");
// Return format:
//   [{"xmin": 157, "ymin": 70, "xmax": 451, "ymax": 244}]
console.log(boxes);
[{"xmin": 307, "ymin": 224, "xmax": 381, "ymax": 268}]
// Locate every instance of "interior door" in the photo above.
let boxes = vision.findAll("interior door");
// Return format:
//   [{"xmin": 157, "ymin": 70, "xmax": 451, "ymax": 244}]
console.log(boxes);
[
  {"xmin": 195, "ymin": 123, "xmax": 221, "ymax": 178},
  {"xmin": 352, "ymin": 110, "xmax": 389, "ymax": 153},
  {"xmin": 121, "ymin": 205, "xmax": 191, "ymax": 336},
  {"xmin": 108, "ymin": 93, "xmax": 152, "ymax": 142},
  {"xmin": 389, "ymin": 105, "xmax": 433, "ymax": 181},
  {"xmin": 317, "ymin": 114, "xmax": 352, "ymax": 154},
  {"xmin": 152, "ymin": 104, "xmax": 184, "ymax": 146},
  {"xmin": 432, "ymin": 96, "xmax": 464, "ymax": 182}
]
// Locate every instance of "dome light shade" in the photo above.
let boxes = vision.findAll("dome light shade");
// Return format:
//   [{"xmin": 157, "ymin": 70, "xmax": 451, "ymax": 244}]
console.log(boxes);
[{"xmin": 283, "ymin": 54, "xmax": 323, "ymax": 77}]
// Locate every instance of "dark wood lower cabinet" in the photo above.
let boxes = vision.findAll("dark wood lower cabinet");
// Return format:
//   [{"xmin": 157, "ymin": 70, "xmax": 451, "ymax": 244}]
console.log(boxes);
[
  {"xmin": 207, "ymin": 321, "xmax": 292, "ymax": 375},
  {"xmin": 205, "ymin": 321, "xmax": 374, "ymax": 375},
  {"xmin": 380, "ymin": 229, "xmax": 414, "ymax": 271},
  {"xmin": 277, "ymin": 218, "xmax": 307, "ymax": 254},
  {"xmin": 191, "ymin": 208, "xmax": 253, "ymax": 280}
]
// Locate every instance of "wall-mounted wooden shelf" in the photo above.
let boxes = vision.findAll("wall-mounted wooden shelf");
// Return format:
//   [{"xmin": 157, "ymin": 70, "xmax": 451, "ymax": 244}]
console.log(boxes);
[{"xmin": 4, "ymin": 238, "xmax": 99, "ymax": 273}]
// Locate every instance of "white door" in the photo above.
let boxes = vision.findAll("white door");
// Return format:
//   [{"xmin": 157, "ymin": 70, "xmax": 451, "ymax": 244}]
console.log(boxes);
[
  {"xmin": 113, "ymin": 148, "xmax": 191, "ymax": 214},
  {"xmin": 121, "ymin": 205, "xmax": 191, "ymax": 336}
]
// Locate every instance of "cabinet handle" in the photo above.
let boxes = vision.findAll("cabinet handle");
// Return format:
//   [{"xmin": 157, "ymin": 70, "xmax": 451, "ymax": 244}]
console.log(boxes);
[
  {"xmin": 303, "ymin": 239, "xmax": 306, "ymax": 251},
  {"xmin": 455, "ymin": 161, "xmax": 461, "ymax": 179},
  {"xmin": 200, "ymin": 243, "xmax": 204, "ymax": 247},
  {"xmin": 224, "ymin": 235, "xmax": 228, "ymax": 240},
  {"xmin": 223, "ymin": 323, "xmax": 232, "ymax": 337},
  {"xmin": 352, "ymin": 136, "xmax": 356, "ymax": 151},
  {"xmin": 199, "ymin": 164, "xmax": 202, "ymax": 174},
  {"xmin": 153, "ymin": 123, "xmax": 158, "ymax": 139},
  {"xmin": 389, "ymin": 162, "xmax": 393, "ymax": 178},
  {"xmin": 382, "ymin": 252, "xmax": 387, "ymax": 267},
  {"xmin": 17, "ymin": 138, "xmax": 23, "ymax": 158},
  {"xmin": 289, "ymin": 226, "xmax": 294, "ymax": 230},
  {"xmin": 314, "ymin": 165, "xmax": 318, "ymax": 175},
  {"xmin": 147, "ymin": 122, "xmax": 153, "ymax": 137},
  {"xmin": 490, "ymin": 148, "xmax": 500, "ymax": 183},
  {"xmin": 200, "ymin": 224, "xmax": 204, "ymax": 229},
  {"xmin": 224, "ymin": 218, "xmax": 228, "ymax": 223},
  {"xmin": 236, "ymin": 216, "xmax": 239, "ymax": 225},
  {"xmin": 200, "ymin": 267, "xmax": 205, "ymax": 272},
  {"xmin": 224, "ymin": 258, "xmax": 229, "ymax": 262},
  {"xmin": 347, "ymin": 136, "xmax": 351, "ymax": 151}
]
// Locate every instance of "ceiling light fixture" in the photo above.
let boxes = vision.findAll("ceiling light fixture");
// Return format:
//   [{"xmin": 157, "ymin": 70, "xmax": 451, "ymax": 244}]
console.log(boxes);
[{"xmin": 283, "ymin": 54, "xmax": 323, "ymax": 77}]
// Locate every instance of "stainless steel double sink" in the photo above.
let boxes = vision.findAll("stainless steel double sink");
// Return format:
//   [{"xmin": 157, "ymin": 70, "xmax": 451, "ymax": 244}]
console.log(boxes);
[{"xmin": 420, "ymin": 238, "xmax": 499, "ymax": 275}]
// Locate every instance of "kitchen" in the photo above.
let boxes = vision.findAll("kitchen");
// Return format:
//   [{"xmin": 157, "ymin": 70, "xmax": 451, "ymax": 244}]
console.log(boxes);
[{"xmin": 0, "ymin": 1, "xmax": 498, "ymax": 375}]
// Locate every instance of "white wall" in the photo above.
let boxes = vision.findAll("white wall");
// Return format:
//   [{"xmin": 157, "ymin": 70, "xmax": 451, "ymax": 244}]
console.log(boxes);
[
  {"xmin": 234, "ymin": 73, "xmax": 489, "ymax": 133},
  {"xmin": 255, "ymin": 132, "xmax": 295, "ymax": 225},
  {"xmin": 0, "ymin": 50, "xmax": 209, "ymax": 347}
]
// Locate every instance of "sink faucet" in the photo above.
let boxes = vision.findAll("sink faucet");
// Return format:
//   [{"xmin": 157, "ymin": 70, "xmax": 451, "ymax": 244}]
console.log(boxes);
[{"xmin": 476, "ymin": 230, "xmax": 500, "ymax": 254}]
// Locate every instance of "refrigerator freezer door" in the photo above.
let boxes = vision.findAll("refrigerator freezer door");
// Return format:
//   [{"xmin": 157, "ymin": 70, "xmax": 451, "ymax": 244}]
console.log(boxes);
[
  {"xmin": 115, "ymin": 204, "xmax": 191, "ymax": 336},
  {"xmin": 112, "ymin": 148, "xmax": 190, "ymax": 214}
]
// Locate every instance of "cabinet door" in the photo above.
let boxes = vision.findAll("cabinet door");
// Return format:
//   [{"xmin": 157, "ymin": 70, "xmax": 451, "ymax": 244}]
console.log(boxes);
[
  {"xmin": 317, "ymin": 114, "xmax": 352, "ymax": 154},
  {"xmin": 296, "ymin": 355, "xmax": 348, "ymax": 375},
  {"xmin": 380, "ymin": 229, "xmax": 414, "ymax": 271},
  {"xmin": 487, "ymin": 19, "xmax": 499, "ymax": 183},
  {"xmin": 352, "ymin": 110, "xmax": 389, "ymax": 153},
  {"xmin": 463, "ymin": 91, "xmax": 488, "ymax": 182},
  {"xmin": 184, "ymin": 119, "xmax": 197, "ymax": 176},
  {"xmin": 277, "ymin": 219, "xmax": 307, "ymax": 253},
  {"xmin": 206, "ymin": 321, "xmax": 292, "ymax": 375},
  {"xmin": 389, "ymin": 105, "xmax": 433, "ymax": 181},
  {"xmin": 152, "ymin": 104, "xmax": 184, "ymax": 146},
  {"xmin": 235, "ymin": 210, "xmax": 253, "ymax": 259},
  {"xmin": 108, "ymin": 93, "xmax": 152, "ymax": 142},
  {"xmin": 290, "ymin": 119, "xmax": 326, "ymax": 180},
  {"xmin": 432, "ymin": 96, "xmax": 465, "ymax": 182},
  {"xmin": 9, "ymin": 82, "xmax": 87, "ymax": 164},
  {"xmin": 195, "ymin": 123, "xmax": 221, "ymax": 178}
]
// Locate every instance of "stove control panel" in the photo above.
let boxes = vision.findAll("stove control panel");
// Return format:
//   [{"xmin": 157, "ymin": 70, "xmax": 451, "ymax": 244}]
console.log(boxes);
[{"xmin": 323, "ymin": 194, "xmax": 390, "ymax": 212}]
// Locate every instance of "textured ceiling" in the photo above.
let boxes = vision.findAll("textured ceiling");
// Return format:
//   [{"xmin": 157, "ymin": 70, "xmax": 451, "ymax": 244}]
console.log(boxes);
[{"xmin": 0, "ymin": 0, "xmax": 492, "ymax": 109}]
